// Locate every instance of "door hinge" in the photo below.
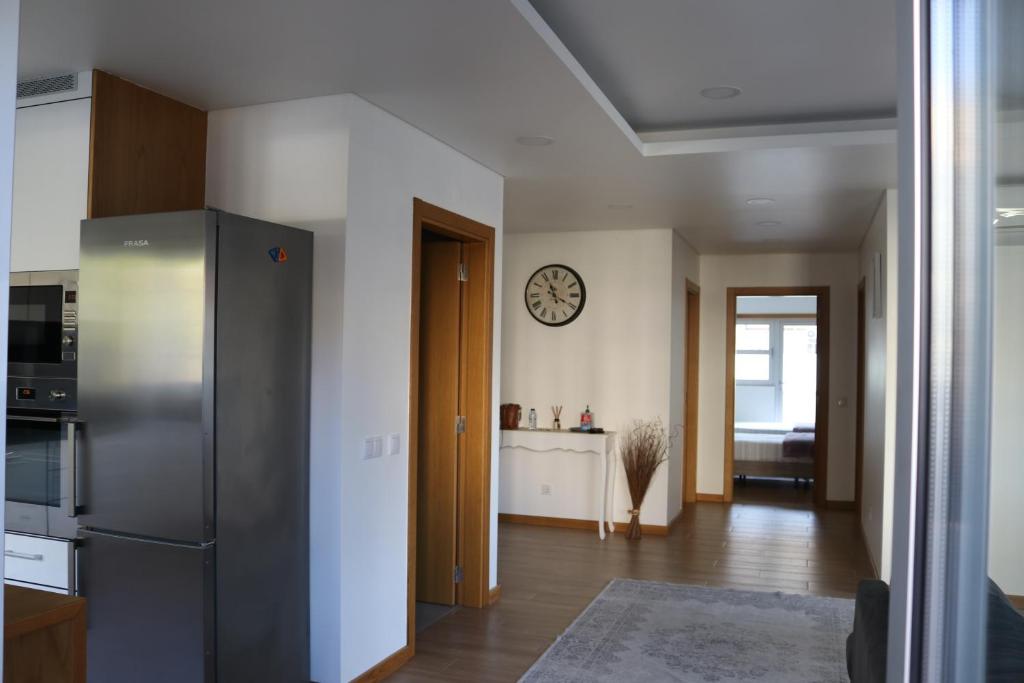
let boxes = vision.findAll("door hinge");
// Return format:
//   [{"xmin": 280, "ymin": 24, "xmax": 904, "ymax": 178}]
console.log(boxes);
[
  {"xmin": 455, "ymin": 415, "xmax": 467, "ymax": 434},
  {"xmin": 454, "ymin": 565, "xmax": 464, "ymax": 584},
  {"xmin": 457, "ymin": 263, "xmax": 468, "ymax": 281}
]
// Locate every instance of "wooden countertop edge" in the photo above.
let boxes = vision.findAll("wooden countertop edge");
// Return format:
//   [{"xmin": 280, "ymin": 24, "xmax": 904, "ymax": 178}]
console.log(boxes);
[{"xmin": 5, "ymin": 594, "xmax": 86, "ymax": 640}]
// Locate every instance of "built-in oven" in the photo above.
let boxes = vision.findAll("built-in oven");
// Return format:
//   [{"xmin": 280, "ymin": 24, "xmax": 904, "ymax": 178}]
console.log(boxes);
[
  {"xmin": 6, "ymin": 270, "xmax": 79, "ymax": 540},
  {"xmin": 5, "ymin": 411, "xmax": 79, "ymax": 539}
]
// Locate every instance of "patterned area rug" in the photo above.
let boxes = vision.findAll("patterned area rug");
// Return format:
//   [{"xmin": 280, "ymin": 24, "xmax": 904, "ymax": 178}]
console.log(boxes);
[{"xmin": 520, "ymin": 579, "xmax": 854, "ymax": 682}]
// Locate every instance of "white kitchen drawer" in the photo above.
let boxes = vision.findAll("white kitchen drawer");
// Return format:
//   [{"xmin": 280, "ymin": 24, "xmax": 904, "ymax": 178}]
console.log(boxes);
[{"xmin": 4, "ymin": 532, "xmax": 72, "ymax": 590}]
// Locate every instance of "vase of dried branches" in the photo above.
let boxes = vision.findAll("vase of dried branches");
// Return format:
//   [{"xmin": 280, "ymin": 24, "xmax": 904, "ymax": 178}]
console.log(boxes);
[{"xmin": 620, "ymin": 419, "xmax": 669, "ymax": 540}]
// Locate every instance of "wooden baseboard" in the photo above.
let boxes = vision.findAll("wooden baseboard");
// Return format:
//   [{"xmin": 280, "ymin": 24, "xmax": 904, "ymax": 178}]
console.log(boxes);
[
  {"xmin": 826, "ymin": 499, "xmax": 856, "ymax": 511},
  {"xmin": 695, "ymin": 493, "xmax": 725, "ymax": 503},
  {"xmin": 488, "ymin": 584, "xmax": 502, "ymax": 605},
  {"xmin": 498, "ymin": 513, "xmax": 671, "ymax": 536},
  {"xmin": 499, "ymin": 513, "xmax": 593, "ymax": 530},
  {"xmin": 351, "ymin": 645, "xmax": 413, "ymax": 682},
  {"xmin": 1007, "ymin": 594, "xmax": 1024, "ymax": 610},
  {"xmin": 667, "ymin": 507, "xmax": 684, "ymax": 530}
]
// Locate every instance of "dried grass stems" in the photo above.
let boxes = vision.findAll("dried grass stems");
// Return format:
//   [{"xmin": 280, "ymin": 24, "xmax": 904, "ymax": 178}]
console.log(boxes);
[{"xmin": 619, "ymin": 418, "xmax": 669, "ymax": 540}]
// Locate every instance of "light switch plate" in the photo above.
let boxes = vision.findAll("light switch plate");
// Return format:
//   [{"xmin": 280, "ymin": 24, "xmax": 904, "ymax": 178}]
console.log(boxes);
[
  {"xmin": 364, "ymin": 436, "xmax": 384, "ymax": 460},
  {"xmin": 388, "ymin": 433, "xmax": 401, "ymax": 456}
]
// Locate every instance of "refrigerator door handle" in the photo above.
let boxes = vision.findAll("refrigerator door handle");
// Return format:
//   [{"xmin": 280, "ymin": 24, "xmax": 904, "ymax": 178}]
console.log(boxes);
[{"xmin": 60, "ymin": 419, "xmax": 80, "ymax": 518}]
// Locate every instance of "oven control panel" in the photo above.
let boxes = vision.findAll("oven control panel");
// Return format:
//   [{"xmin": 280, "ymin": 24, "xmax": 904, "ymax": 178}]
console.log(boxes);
[{"xmin": 8, "ymin": 378, "xmax": 77, "ymax": 411}]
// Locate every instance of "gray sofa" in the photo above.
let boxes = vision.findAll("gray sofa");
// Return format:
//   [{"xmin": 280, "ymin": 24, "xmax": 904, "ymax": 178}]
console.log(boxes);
[{"xmin": 846, "ymin": 579, "xmax": 1024, "ymax": 682}]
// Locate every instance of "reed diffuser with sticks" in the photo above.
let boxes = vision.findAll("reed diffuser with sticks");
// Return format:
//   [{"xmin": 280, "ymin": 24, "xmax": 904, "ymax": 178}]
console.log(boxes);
[
  {"xmin": 551, "ymin": 405, "xmax": 563, "ymax": 430},
  {"xmin": 619, "ymin": 419, "xmax": 669, "ymax": 540}
]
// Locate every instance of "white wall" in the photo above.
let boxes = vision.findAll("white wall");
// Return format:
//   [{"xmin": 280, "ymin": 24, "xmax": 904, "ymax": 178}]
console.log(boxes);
[
  {"xmin": 695, "ymin": 253, "xmax": 859, "ymax": 500},
  {"xmin": 340, "ymin": 96, "xmax": 503, "ymax": 681},
  {"xmin": 989, "ymin": 240, "xmax": 1024, "ymax": 595},
  {"xmin": 500, "ymin": 229, "xmax": 694, "ymax": 527},
  {"xmin": 206, "ymin": 94, "xmax": 504, "ymax": 683},
  {"xmin": 667, "ymin": 233, "xmax": 700, "ymax": 519},
  {"xmin": 858, "ymin": 190, "xmax": 898, "ymax": 581}
]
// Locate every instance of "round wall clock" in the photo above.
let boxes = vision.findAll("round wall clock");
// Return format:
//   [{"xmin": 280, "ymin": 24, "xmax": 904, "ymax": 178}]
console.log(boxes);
[{"xmin": 524, "ymin": 264, "xmax": 586, "ymax": 327}]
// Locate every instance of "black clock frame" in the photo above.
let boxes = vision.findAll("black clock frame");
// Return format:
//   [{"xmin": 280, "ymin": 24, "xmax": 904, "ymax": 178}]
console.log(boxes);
[{"xmin": 523, "ymin": 263, "xmax": 587, "ymax": 327}]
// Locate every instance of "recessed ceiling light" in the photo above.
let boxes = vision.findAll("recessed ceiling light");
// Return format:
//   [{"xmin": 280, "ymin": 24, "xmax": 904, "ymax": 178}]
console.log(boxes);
[
  {"xmin": 746, "ymin": 197, "xmax": 775, "ymax": 206},
  {"xmin": 756, "ymin": 220, "xmax": 782, "ymax": 227},
  {"xmin": 700, "ymin": 86, "xmax": 742, "ymax": 100},
  {"xmin": 516, "ymin": 135, "xmax": 554, "ymax": 147},
  {"xmin": 607, "ymin": 203, "xmax": 633, "ymax": 210}
]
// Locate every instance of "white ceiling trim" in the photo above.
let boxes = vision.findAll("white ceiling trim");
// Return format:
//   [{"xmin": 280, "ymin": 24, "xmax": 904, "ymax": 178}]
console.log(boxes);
[
  {"xmin": 511, "ymin": 0, "xmax": 898, "ymax": 157},
  {"xmin": 640, "ymin": 118, "xmax": 898, "ymax": 156}
]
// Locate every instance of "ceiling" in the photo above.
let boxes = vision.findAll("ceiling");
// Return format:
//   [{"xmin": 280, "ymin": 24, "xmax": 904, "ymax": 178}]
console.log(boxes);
[
  {"xmin": 530, "ymin": 0, "xmax": 898, "ymax": 132},
  {"xmin": 16, "ymin": 0, "xmax": 899, "ymax": 253}
]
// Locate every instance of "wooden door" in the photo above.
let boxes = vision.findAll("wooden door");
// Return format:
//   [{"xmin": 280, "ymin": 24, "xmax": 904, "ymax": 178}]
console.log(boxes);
[
  {"xmin": 416, "ymin": 240, "xmax": 462, "ymax": 605},
  {"xmin": 683, "ymin": 284, "xmax": 700, "ymax": 504},
  {"xmin": 456, "ymin": 241, "xmax": 490, "ymax": 606}
]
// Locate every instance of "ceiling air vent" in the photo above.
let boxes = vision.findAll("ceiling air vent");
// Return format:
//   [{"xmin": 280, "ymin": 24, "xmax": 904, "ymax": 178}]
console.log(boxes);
[{"xmin": 17, "ymin": 73, "xmax": 78, "ymax": 100}]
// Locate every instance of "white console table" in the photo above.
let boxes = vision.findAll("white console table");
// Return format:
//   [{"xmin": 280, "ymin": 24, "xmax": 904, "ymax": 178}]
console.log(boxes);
[{"xmin": 498, "ymin": 429, "xmax": 616, "ymax": 540}]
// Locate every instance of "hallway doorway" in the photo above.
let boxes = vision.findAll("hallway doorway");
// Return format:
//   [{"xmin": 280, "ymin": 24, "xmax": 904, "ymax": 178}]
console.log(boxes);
[
  {"xmin": 408, "ymin": 199, "xmax": 495, "ymax": 652},
  {"xmin": 724, "ymin": 287, "xmax": 831, "ymax": 507}
]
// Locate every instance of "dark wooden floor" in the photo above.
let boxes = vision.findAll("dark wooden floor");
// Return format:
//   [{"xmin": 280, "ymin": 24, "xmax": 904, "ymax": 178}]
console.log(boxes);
[{"xmin": 391, "ymin": 489, "xmax": 872, "ymax": 682}]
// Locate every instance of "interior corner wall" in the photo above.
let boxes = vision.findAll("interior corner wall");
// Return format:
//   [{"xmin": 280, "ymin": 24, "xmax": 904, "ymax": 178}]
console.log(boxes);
[
  {"xmin": 341, "ymin": 96, "xmax": 503, "ymax": 682},
  {"xmin": 500, "ymin": 229, "xmax": 675, "ymax": 527},
  {"xmin": 858, "ymin": 189, "xmax": 898, "ymax": 581},
  {"xmin": 205, "ymin": 93, "xmax": 504, "ymax": 683},
  {"xmin": 667, "ymin": 233, "xmax": 701, "ymax": 520},
  {"xmin": 204, "ymin": 94, "xmax": 351, "ymax": 683},
  {"xmin": 990, "ymin": 240, "xmax": 1024, "ymax": 596},
  {"xmin": 695, "ymin": 252, "xmax": 859, "ymax": 501}
]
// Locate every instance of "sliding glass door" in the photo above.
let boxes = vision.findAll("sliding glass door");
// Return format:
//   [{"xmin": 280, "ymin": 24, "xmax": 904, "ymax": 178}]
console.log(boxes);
[{"xmin": 890, "ymin": 0, "xmax": 1023, "ymax": 680}]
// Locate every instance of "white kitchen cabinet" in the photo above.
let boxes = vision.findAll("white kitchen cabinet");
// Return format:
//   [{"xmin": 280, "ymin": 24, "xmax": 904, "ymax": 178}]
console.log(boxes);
[
  {"xmin": 11, "ymin": 97, "xmax": 91, "ymax": 272},
  {"xmin": 4, "ymin": 532, "xmax": 73, "ymax": 593}
]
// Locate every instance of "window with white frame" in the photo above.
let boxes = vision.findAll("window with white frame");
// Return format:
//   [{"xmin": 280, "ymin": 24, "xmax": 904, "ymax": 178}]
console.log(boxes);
[{"xmin": 735, "ymin": 319, "xmax": 817, "ymax": 424}]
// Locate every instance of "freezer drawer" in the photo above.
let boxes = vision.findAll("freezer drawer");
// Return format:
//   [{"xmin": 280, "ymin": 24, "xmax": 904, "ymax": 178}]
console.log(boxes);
[
  {"xmin": 4, "ymin": 532, "xmax": 72, "ymax": 592},
  {"xmin": 78, "ymin": 530, "xmax": 214, "ymax": 683}
]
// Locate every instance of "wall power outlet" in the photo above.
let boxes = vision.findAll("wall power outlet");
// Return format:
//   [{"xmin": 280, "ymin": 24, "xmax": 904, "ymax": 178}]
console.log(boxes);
[{"xmin": 541, "ymin": 484, "xmax": 552, "ymax": 495}]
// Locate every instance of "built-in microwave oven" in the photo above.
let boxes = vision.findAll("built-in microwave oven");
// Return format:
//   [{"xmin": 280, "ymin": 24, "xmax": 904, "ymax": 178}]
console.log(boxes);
[
  {"xmin": 6, "ymin": 270, "xmax": 79, "ymax": 539},
  {"xmin": 7, "ymin": 270, "xmax": 78, "ymax": 410}
]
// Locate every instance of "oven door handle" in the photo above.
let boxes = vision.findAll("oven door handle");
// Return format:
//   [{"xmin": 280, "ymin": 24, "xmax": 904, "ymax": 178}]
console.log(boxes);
[
  {"xmin": 7, "ymin": 414, "xmax": 63, "ymax": 423},
  {"xmin": 60, "ymin": 419, "xmax": 81, "ymax": 518}
]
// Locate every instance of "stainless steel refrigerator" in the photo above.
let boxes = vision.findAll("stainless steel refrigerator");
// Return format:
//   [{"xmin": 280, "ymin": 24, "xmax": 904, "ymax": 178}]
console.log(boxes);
[{"xmin": 76, "ymin": 210, "xmax": 312, "ymax": 682}]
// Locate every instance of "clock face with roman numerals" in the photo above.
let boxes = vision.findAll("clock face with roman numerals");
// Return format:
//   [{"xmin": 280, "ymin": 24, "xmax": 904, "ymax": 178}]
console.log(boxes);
[{"xmin": 524, "ymin": 264, "xmax": 586, "ymax": 327}]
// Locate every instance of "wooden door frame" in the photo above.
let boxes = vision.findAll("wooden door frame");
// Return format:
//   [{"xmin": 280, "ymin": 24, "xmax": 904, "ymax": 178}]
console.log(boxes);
[
  {"xmin": 855, "ymin": 278, "xmax": 866, "ymax": 516},
  {"xmin": 683, "ymin": 280, "xmax": 701, "ymax": 504},
  {"xmin": 724, "ymin": 286, "xmax": 831, "ymax": 506},
  {"xmin": 408, "ymin": 198, "xmax": 495, "ymax": 655}
]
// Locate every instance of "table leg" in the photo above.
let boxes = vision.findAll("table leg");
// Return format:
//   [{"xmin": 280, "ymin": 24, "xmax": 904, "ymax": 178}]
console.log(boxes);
[
  {"xmin": 606, "ymin": 443, "xmax": 615, "ymax": 534},
  {"xmin": 599, "ymin": 446, "xmax": 607, "ymax": 540}
]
